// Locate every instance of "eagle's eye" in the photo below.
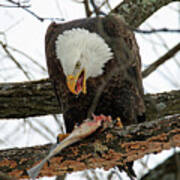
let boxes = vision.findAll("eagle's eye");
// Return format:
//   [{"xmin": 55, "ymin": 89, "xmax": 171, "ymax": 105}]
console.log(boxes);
[{"xmin": 75, "ymin": 61, "xmax": 81, "ymax": 69}]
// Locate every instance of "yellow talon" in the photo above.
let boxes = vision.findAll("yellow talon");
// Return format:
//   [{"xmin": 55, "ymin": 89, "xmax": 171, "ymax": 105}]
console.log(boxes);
[{"xmin": 116, "ymin": 117, "xmax": 123, "ymax": 128}]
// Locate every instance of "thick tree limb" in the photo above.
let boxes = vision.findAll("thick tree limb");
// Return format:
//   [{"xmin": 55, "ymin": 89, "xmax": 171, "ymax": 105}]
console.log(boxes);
[
  {"xmin": 142, "ymin": 43, "xmax": 180, "ymax": 78},
  {"xmin": 0, "ymin": 79, "xmax": 179, "ymax": 120},
  {"xmin": 112, "ymin": 0, "xmax": 180, "ymax": 28},
  {"xmin": 144, "ymin": 90, "xmax": 180, "ymax": 121},
  {"xmin": 0, "ymin": 172, "xmax": 17, "ymax": 180},
  {"xmin": 0, "ymin": 79, "xmax": 58, "ymax": 119},
  {"xmin": 0, "ymin": 115, "xmax": 179, "ymax": 178}
]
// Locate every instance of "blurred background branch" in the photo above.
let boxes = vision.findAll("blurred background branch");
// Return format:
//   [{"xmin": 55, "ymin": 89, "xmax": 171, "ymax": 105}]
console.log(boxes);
[
  {"xmin": 1, "ymin": 0, "xmax": 64, "ymax": 22},
  {"xmin": 142, "ymin": 42, "xmax": 180, "ymax": 78}
]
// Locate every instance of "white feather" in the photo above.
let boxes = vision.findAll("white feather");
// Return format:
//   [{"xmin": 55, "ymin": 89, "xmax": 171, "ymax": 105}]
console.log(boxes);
[{"xmin": 55, "ymin": 28, "xmax": 113, "ymax": 78}]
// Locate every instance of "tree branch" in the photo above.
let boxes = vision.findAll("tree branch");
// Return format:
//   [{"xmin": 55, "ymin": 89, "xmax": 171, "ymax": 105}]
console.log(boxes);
[
  {"xmin": 1, "ymin": 0, "xmax": 64, "ymax": 22},
  {"xmin": 0, "ymin": 115, "xmax": 179, "ymax": 178},
  {"xmin": 0, "ymin": 79, "xmax": 59, "ymax": 119},
  {"xmin": 0, "ymin": 79, "xmax": 179, "ymax": 120},
  {"xmin": 0, "ymin": 172, "xmax": 17, "ymax": 180},
  {"xmin": 133, "ymin": 28, "xmax": 180, "ymax": 34},
  {"xmin": 142, "ymin": 42, "xmax": 180, "ymax": 78},
  {"xmin": 111, "ymin": 0, "xmax": 180, "ymax": 28},
  {"xmin": 83, "ymin": 0, "xmax": 92, "ymax": 17},
  {"xmin": 0, "ymin": 40, "xmax": 31, "ymax": 80}
]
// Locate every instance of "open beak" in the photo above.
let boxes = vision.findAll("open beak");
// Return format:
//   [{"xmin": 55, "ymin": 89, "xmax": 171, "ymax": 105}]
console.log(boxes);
[{"xmin": 66, "ymin": 69, "xmax": 87, "ymax": 95}]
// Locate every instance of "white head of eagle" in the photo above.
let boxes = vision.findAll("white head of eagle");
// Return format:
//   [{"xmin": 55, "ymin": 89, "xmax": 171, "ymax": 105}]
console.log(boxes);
[{"xmin": 55, "ymin": 28, "xmax": 113, "ymax": 95}]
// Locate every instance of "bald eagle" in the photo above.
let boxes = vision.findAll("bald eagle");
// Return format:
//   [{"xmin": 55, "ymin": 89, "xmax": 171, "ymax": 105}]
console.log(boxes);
[
  {"xmin": 46, "ymin": 15, "xmax": 145, "ymax": 134},
  {"xmin": 45, "ymin": 15, "xmax": 145, "ymax": 178}
]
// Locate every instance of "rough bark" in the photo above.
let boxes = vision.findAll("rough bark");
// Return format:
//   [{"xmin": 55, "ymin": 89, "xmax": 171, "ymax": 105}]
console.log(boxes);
[
  {"xmin": 112, "ymin": 0, "xmax": 180, "ymax": 28},
  {"xmin": 0, "ymin": 79, "xmax": 180, "ymax": 120},
  {"xmin": 0, "ymin": 115, "xmax": 179, "ymax": 178},
  {"xmin": 140, "ymin": 152, "xmax": 180, "ymax": 180},
  {"xmin": 144, "ymin": 90, "xmax": 180, "ymax": 121},
  {"xmin": 0, "ymin": 79, "xmax": 59, "ymax": 119},
  {"xmin": 0, "ymin": 172, "xmax": 17, "ymax": 180}
]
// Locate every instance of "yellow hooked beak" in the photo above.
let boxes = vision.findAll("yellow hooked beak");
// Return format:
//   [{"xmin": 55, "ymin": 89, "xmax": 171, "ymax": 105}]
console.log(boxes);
[{"xmin": 66, "ymin": 69, "xmax": 87, "ymax": 95}]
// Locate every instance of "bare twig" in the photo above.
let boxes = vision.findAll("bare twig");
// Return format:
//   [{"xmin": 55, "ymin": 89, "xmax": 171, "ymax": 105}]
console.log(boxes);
[
  {"xmin": 0, "ymin": 40, "xmax": 31, "ymax": 80},
  {"xmin": 142, "ymin": 42, "xmax": 180, "ymax": 78},
  {"xmin": 21, "ymin": 7, "xmax": 64, "ymax": 22},
  {"xmin": 52, "ymin": 114, "xmax": 65, "ymax": 134},
  {"xmin": 83, "ymin": 0, "xmax": 92, "ymax": 17},
  {"xmin": 2, "ymin": 0, "xmax": 64, "ymax": 22},
  {"xmin": 89, "ymin": 0, "xmax": 106, "ymax": 16},
  {"xmin": 143, "ymin": 23, "xmax": 180, "ymax": 86},
  {"xmin": 108, "ymin": 169, "xmax": 123, "ymax": 180},
  {"xmin": 7, "ymin": 45, "xmax": 46, "ymax": 72},
  {"xmin": 0, "ymin": 4, "xmax": 30, "ymax": 8},
  {"xmin": 134, "ymin": 28, "xmax": 180, "ymax": 34},
  {"xmin": 2, "ymin": 0, "xmax": 30, "ymax": 8},
  {"xmin": 34, "ymin": 119, "xmax": 56, "ymax": 139},
  {"xmin": 27, "ymin": 120, "xmax": 52, "ymax": 142},
  {"xmin": 83, "ymin": 0, "xmax": 109, "ymax": 17}
]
